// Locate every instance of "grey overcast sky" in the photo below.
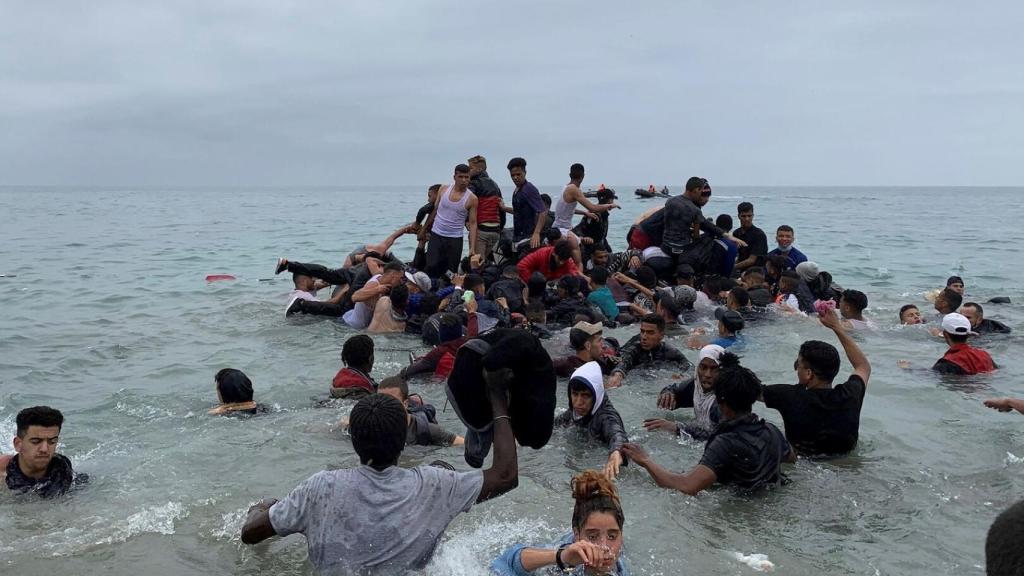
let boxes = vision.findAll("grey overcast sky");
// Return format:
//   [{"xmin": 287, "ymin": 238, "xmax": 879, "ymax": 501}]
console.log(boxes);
[{"xmin": 2, "ymin": 1, "xmax": 1021, "ymax": 187}]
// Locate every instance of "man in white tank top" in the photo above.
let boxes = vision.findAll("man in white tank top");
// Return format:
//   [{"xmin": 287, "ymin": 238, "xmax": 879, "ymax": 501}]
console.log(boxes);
[
  {"xmin": 552, "ymin": 163, "xmax": 620, "ymax": 267},
  {"xmin": 419, "ymin": 163, "xmax": 478, "ymax": 278}
]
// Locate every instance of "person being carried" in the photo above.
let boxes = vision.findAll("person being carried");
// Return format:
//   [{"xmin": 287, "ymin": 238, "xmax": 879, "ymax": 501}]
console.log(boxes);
[
  {"xmin": 554, "ymin": 362, "xmax": 629, "ymax": 481},
  {"xmin": 209, "ymin": 369, "xmax": 269, "ymax": 416},
  {"xmin": 1, "ymin": 406, "xmax": 88, "ymax": 498},
  {"xmin": 760, "ymin": 310, "xmax": 872, "ymax": 457},
  {"xmin": 491, "ymin": 470, "xmax": 629, "ymax": 575},
  {"xmin": 241, "ymin": 382, "xmax": 520, "ymax": 573},
  {"xmin": 607, "ymin": 314, "xmax": 691, "ymax": 388},
  {"xmin": 648, "ymin": 344, "xmax": 725, "ymax": 440},
  {"xmin": 932, "ymin": 313, "xmax": 997, "ymax": 375},
  {"xmin": 341, "ymin": 224, "xmax": 418, "ymax": 269},
  {"xmin": 622, "ymin": 352, "xmax": 795, "ymax": 495},
  {"xmin": 552, "ymin": 163, "xmax": 621, "ymax": 267},
  {"xmin": 331, "ymin": 335, "xmax": 378, "ymax": 399}
]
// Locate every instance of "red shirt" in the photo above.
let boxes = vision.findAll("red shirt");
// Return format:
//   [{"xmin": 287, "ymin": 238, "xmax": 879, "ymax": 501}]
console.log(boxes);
[
  {"xmin": 516, "ymin": 246, "xmax": 579, "ymax": 282},
  {"xmin": 331, "ymin": 367, "xmax": 375, "ymax": 392},
  {"xmin": 941, "ymin": 343, "xmax": 996, "ymax": 375}
]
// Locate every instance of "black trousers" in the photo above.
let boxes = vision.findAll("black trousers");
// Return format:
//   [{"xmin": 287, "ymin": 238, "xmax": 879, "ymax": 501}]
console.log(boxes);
[
  {"xmin": 286, "ymin": 261, "xmax": 352, "ymax": 286},
  {"xmin": 425, "ymin": 232, "xmax": 464, "ymax": 278},
  {"xmin": 293, "ymin": 299, "xmax": 345, "ymax": 317}
]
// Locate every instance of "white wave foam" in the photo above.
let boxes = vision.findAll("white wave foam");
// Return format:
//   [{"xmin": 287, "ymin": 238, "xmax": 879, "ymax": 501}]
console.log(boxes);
[
  {"xmin": 426, "ymin": 516, "xmax": 556, "ymax": 575},
  {"xmin": 1005, "ymin": 452, "xmax": 1024, "ymax": 465},
  {"xmin": 731, "ymin": 551, "xmax": 775, "ymax": 572}
]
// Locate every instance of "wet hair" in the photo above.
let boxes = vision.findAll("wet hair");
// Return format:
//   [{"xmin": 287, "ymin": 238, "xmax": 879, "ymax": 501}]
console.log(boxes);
[
  {"xmin": 468, "ymin": 155, "xmax": 486, "ymax": 170},
  {"xmin": 899, "ymin": 304, "xmax": 919, "ymax": 320},
  {"xmin": 569, "ymin": 328, "xmax": 598, "ymax": 350},
  {"xmin": 714, "ymin": 352, "xmax": 761, "ymax": 414},
  {"xmin": 418, "ymin": 293, "xmax": 441, "ymax": 315},
  {"xmin": 527, "ymin": 272, "xmax": 547, "ymax": 299},
  {"xmin": 377, "ymin": 376, "xmax": 409, "ymax": 401},
  {"xmin": 986, "ymin": 499, "xmax": 1024, "ymax": 576},
  {"xmin": 553, "ymin": 240, "xmax": 573, "ymax": 261},
  {"xmin": 341, "ymin": 334, "xmax": 374, "ymax": 369},
  {"xmin": 776, "ymin": 225, "xmax": 794, "ymax": 234},
  {"xmin": 730, "ymin": 287, "xmax": 750, "ymax": 307},
  {"xmin": 798, "ymin": 340, "xmax": 841, "ymax": 382},
  {"xmin": 635, "ymin": 266, "xmax": 658, "ymax": 289},
  {"xmin": 215, "ymin": 368, "xmax": 254, "ymax": 404},
  {"xmin": 506, "ymin": 157, "xmax": 527, "ymax": 171},
  {"xmin": 349, "ymin": 394, "xmax": 407, "ymax": 470},
  {"xmin": 715, "ymin": 214, "xmax": 733, "ymax": 233},
  {"xmin": 641, "ymin": 313, "xmax": 666, "ymax": 333},
  {"xmin": 464, "ymin": 273, "xmax": 485, "ymax": 293},
  {"xmin": 962, "ymin": 301, "xmax": 983, "ymax": 316},
  {"xmin": 558, "ymin": 275, "xmax": 581, "ymax": 297},
  {"xmin": 571, "ymin": 470, "xmax": 624, "ymax": 533},
  {"xmin": 940, "ymin": 288, "xmax": 963, "ymax": 310},
  {"xmin": 685, "ymin": 176, "xmax": 707, "ymax": 192},
  {"xmin": 779, "ymin": 270, "xmax": 800, "ymax": 292},
  {"xmin": 569, "ymin": 163, "xmax": 585, "ymax": 180},
  {"xmin": 947, "ymin": 332, "xmax": 970, "ymax": 344},
  {"xmin": 545, "ymin": 228, "xmax": 563, "ymax": 243},
  {"xmin": 454, "ymin": 163, "xmax": 470, "ymax": 175},
  {"xmin": 742, "ymin": 267, "xmax": 765, "ymax": 282},
  {"xmin": 383, "ymin": 261, "xmax": 404, "ymax": 275},
  {"xmin": 389, "ymin": 283, "xmax": 409, "ymax": 310},
  {"xmin": 428, "ymin": 183, "xmax": 442, "ymax": 194},
  {"xmin": 16, "ymin": 406, "xmax": 63, "ymax": 437},
  {"xmin": 841, "ymin": 289, "xmax": 868, "ymax": 313},
  {"xmin": 766, "ymin": 255, "xmax": 791, "ymax": 275},
  {"xmin": 590, "ymin": 266, "xmax": 609, "ymax": 285},
  {"xmin": 292, "ymin": 273, "xmax": 312, "ymax": 289},
  {"xmin": 540, "ymin": 193, "xmax": 553, "ymax": 208},
  {"xmin": 737, "ymin": 202, "xmax": 754, "ymax": 214}
]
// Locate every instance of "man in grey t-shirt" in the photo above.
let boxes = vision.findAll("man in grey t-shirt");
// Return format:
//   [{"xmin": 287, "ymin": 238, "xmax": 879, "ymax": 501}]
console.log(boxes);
[{"xmin": 241, "ymin": 377, "xmax": 519, "ymax": 574}]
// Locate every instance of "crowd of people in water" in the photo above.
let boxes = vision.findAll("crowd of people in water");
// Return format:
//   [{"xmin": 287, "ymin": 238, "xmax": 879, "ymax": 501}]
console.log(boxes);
[{"xmin": 3, "ymin": 155, "xmax": 1021, "ymax": 575}]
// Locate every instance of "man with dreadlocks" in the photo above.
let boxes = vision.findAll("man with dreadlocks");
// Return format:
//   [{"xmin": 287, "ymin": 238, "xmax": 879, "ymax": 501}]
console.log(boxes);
[
  {"xmin": 622, "ymin": 352, "xmax": 795, "ymax": 495},
  {"xmin": 240, "ymin": 374, "xmax": 519, "ymax": 573}
]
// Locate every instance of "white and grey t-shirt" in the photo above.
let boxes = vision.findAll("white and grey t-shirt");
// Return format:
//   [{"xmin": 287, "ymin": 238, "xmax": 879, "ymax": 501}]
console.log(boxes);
[{"xmin": 269, "ymin": 465, "xmax": 484, "ymax": 574}]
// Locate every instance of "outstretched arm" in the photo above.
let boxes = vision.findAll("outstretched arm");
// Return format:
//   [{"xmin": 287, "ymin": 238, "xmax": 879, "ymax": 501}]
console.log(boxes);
[
  {"xmin": 620, "ymin": 443, "xmax": 716, "ymax": 496},
  {"xmin": 819, "ymin": 311, "xmax": 871, "ymax": 385},
  {"xmin": 985, "ymin": 398, "xmax": 1024, "ymax": 414}
]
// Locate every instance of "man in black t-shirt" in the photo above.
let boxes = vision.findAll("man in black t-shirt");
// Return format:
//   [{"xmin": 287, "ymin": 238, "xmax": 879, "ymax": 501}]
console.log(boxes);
[
  {"xmin": 760, "ymin": 310, "xmax": 872, "ymax": 457},
  {"xmin": 622, "ymin": 352, "xmax": 794, "ymax": 495},
  {"xmin": 732, "ymin": 202, "xmax": 768, "ymax": 274}
]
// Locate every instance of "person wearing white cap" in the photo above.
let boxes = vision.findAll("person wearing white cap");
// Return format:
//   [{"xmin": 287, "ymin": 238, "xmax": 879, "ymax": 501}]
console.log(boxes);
[
  {"xmin": 932, "ymin": 313, "xmax": 996, "ymax": 375},
  {"xmin": 646, "ymin": 344, "xmax": 726, "ymax": 440}
]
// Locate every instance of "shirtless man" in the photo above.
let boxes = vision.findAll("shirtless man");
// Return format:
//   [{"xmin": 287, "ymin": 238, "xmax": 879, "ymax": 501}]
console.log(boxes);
[
  {"xmin": 342, "ymin": 224, "xmax": 417, "ymax": 269},
  {"xmin": 420, "ymin": 164, "xmax": 479, "ymax": 278},
  {"xmin": 551, "ymin": 163, "xmax": 620, "ymax": 267}
]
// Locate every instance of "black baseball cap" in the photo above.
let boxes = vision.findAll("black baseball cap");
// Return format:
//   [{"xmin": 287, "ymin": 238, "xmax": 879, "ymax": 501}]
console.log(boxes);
[{"xmin": 715, "ymin": 307, "xmax": 745, "ymax": 333}]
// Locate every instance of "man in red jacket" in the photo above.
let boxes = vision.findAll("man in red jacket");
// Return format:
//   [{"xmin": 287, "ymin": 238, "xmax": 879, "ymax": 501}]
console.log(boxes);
[
  {"xmin": 932, "ymin": 313, "xmax": 996, "ymax": 375},
  {"xmin": 517, "ymin": 239, "xmax": 578, "ymax": 283}
]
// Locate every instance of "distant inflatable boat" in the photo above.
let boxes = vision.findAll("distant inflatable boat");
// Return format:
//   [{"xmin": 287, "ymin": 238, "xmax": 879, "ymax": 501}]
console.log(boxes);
[{"xmin": 634, "ymin": 188, "xmax": 670, "ymax": 199}]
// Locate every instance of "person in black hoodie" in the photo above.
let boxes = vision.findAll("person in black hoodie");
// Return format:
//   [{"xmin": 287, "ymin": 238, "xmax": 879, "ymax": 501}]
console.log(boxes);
[
  {"xmin": 960, "ymin": 302, "xmax": 1012, "ymax": 334},
  {"xmin": 554, "ymin": 361, "xmax": 628, "ymax": 481}
]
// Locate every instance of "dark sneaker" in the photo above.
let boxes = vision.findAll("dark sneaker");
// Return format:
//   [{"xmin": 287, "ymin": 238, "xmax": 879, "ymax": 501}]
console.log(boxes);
[{"xmin": 275, "ymin": 258, "xmax": 288, "ymax": 275}]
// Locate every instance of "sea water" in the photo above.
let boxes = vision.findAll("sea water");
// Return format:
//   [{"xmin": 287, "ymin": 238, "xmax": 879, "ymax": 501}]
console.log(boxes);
[{"xmin": 0, "ymin": 186, "xmax": 1021, "ymax": 575}]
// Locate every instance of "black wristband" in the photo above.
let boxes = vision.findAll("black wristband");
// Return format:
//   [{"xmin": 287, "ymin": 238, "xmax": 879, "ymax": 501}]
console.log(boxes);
[{"xmin": 555, "ymin": 543, "xmax": 569, "ymax": 570}]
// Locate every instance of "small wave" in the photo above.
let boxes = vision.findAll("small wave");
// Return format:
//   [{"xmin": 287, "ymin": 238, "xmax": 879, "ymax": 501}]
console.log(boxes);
[
  {"xmin": 731, "ymin": 551, "xmax": 775, "ymax": 571},
  {"xmin": 1005, "ymin": 452, "xmax": 1024, "ymax": 465}
]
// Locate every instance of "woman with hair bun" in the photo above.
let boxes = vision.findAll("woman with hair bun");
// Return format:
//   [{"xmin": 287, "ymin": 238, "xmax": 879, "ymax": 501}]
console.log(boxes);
[{"xmin": 491, "ymin": 469, "xmax": 629, "ymax": 575}]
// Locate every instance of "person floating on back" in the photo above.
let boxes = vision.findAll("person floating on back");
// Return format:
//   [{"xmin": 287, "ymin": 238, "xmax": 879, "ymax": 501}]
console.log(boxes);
[{"xmin": 1, "ymin": 406, "xmax": 88, "ymax": 497}]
